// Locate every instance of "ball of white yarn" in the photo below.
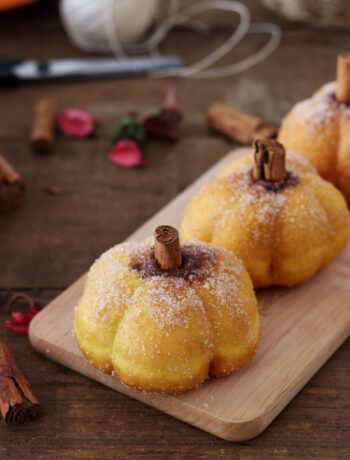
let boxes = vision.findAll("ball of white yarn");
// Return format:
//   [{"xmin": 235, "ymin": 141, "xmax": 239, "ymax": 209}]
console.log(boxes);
[{"xmin": 60, "ymin": 0, "xmax": 160, "ymax": 53}]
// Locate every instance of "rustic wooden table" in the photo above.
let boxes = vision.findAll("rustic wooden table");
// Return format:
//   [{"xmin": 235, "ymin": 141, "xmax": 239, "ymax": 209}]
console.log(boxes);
[{"xmin": 0, "ymin": 1, "xmax": 349, "ymax": 458}]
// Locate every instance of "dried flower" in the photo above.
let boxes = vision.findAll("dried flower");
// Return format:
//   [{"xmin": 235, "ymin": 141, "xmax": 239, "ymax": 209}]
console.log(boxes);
[
  {"xmin": 5, "ymin": 306, "xmax": 39, "ymax": 336},
  {"xmin": 108, "ymin": 140, "xmax": 145, "ymax": 168},
  {"xmin": 57, "ymin": 108, "xmax": 98, "ymax": 139},
  {"xmin": 143, "ymin": 88, "xmax": 182, "ymax": 141},
  {"xmin": 110, "ymin": 116, "xmax": 146, "ymax": 146},
  {"xmin": 2, "ymin": 292, "xmax": 49, "ymax": 336}
]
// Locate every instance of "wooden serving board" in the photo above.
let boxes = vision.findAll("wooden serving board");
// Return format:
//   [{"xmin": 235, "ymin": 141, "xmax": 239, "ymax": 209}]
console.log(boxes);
[{"xmin": 29, "ymin": 148, "xmax": 350, "ymax": 441}]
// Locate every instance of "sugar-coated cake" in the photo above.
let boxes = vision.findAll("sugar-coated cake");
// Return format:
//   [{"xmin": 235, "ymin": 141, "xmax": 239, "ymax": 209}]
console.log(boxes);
[
  {"xmin": 181, "ymin": 140, "xmax": 350, "ymax": 288},
  {"xmin": 278, "ymin": 54, "xmax": 350, "ymax": 201},
  {"xmin": 74, "ymin": 226, "xmax": 260, "ymax": 393}
]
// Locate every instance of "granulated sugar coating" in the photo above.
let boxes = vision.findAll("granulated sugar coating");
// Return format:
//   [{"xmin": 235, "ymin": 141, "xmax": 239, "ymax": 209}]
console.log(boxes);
[
  {"xmin": 287, "ymin": 82, "xmax": 340, "ymax": 133},
  {"xmin": 285, "ymin": 82, "xmax": 350, "ymax": 133},
  {"xmin": 278, "ymin": 81, "xmax": 350, "ymax": 202},
  {"xmin": 181, "ymin": 151, "xmax": 350, "ymax": 288},
  {"xmin": 74, "ymin": 240, "xmax": 260, "ymax": 393}
]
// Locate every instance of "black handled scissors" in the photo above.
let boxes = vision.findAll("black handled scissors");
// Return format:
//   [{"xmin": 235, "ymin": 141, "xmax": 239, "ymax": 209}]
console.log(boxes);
[{"xmin": 0, "ymin": 56, "xmax": 183, "ymax": 85}]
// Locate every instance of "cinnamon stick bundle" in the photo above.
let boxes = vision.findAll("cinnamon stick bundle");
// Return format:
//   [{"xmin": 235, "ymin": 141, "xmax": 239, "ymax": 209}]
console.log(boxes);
[
  {"xmin": 154, "ymin": 225, "xmax": 182, "ymax": 270},
  {"xmin": 0, "ymin": 155, "xmax": 26, "ymax": 212},
  {"xmin": 0, "ymin": 343, "xmax": 41, "ymax": 424},
  {"xmin": 207, "ymin": 102, "xmax": 277, "ymax": 144}
]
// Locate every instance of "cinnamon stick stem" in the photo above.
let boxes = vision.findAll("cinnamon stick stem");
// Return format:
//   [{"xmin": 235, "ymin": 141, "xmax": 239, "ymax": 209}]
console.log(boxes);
[
  {"xmin": 253, "ymin": 146, "xmax": 265, "ymax": 181},
  {"xmin": 0, "ymin": 155, "xmax": 26, "ymax": 212},
  {"xmin": 253, "ymin": 139, "xmax": 286, "ymax": 182},
  {"xmin": 336, "ymin": 54, "xmax": 350, "ymax": 103},
  {"xmin": 30, "ymin": 97, "xmax": 57, "ymax": 153},
  {"xmin": 207, "ymin": 102, "xmax": 277, "ymax": 145},
  {"xmin": 0, "ymin": 343, "xmax": 41, "ymax": 424},
  {"xmin": 154, "ymin": 225, "xmax": 182, "ymax": 270}
]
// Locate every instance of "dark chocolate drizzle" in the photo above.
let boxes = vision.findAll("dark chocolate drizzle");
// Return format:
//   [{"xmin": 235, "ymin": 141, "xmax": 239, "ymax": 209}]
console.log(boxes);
[
  {"xmin": 130, "ymin": 244, "xmax": 216, "ymax": 283},
  {"xmin": 249, "ymin": 168, "xmax": 299, "ymax": 192}
]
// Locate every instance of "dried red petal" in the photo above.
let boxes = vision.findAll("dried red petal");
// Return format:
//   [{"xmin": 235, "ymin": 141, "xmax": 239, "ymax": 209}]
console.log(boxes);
[
  {"xmin": 143, "ymin": 88, "xmax": 182, "ymax": 141},
  {"xmin": 4, "ymin": 294, "xmax": 42, "ymax": 336},
  {"xmin": 57, "ymin": 108, "xmax": 98, "ymax": 139},
  {"xmin": 143, "ymin": 118, "xmax": 179, "ymax": 140},
  {"xmin": 108, "ymin": 140, "xmax": 145, "ymax": 168},
  {"xmin": 11, "ymin": 312, "xmax": 31, "ymax": 325},
  {"xmin": 4, "ymin": 321, "xmax": 30, "ymax": 336}
]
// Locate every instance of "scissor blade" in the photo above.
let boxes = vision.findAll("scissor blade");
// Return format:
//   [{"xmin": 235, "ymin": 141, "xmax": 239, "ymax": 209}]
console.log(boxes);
[{"xmin": 12, "ymin": 57, "xmax": 182, "ymax": 80}]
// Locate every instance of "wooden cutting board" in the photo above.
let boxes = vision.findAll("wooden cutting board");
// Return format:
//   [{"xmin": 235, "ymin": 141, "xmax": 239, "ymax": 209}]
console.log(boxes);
[{"xmin": 29, "ymin": 147, "xmax": 350, "ymax": 441}]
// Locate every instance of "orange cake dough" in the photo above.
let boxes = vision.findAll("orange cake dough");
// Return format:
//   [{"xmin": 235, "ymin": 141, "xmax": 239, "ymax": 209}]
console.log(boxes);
[
  {"xmin": 74, "ymin": 228, "xmax": 260, "ymax": 394},
  {"xmin": 181, "ymin": 140, "xmax": 350, "ymax": 288},
  {"xmin": 279, "ymin": 54, "xmax": 350, "ymax": 201}
]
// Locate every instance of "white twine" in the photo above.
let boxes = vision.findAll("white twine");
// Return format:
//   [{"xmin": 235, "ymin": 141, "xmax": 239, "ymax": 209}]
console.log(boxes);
[{"xmin": 60, "ymin": 0, "xmax": 282, "ymax": 79}]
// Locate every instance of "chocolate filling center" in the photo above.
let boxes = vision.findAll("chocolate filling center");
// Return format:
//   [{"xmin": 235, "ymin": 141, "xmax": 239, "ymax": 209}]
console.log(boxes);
[
  {"xmin": 130, "ymin": 245, "xmax": 216, "ymax": 283},
  {"xmin": 249, "ymin": 168, "xmax": 299, "ymax": 192}
]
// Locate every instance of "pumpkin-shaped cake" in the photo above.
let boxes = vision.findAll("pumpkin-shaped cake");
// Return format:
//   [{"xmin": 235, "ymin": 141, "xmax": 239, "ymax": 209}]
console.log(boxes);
[
  {"xmin": 181, "ymin": 140, "xmax": 350, "ymax": 288},
  {"xmin": 74, "ymin": 226, "xmax": 260, "ymax": 393},
  {"xmin": 279, "ymin": 54, "xmax": 350, "ymax": 201}
]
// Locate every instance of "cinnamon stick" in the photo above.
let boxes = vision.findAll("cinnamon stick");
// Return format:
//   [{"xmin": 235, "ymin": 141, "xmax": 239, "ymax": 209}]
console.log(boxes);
[
  {"xmin": 0, "ymin": 343, "xmax": 41, "ymax": 424},
  {"xmin": 253, "ymin": 144, "xmax": 265, "ymax": 181},
  {"xmin": 253, "ymin": 139, "xmax": 286, "ymax": 182},
  {"xmin": 30, "ymin": 97, "xmax": 57, "ymax": 153},
  {"xmin": 336, "ymin": 54, "xmax": 350, "ymax": 103},
  {"xmin": 154, "ymin": 225, "xmax": 182, "ymax": 270},
  {"xmin": 207, "ymin": 102, "xmax": 277, "ymax": 145},
  {"xmin": 0, "ymin": 155, "xmax": 26, "ymax": 212}
]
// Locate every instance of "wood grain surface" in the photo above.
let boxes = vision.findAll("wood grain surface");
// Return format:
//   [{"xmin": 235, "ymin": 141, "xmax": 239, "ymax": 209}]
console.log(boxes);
[
  {"xmin": 0, "ymin": 1, "xmax": 349, "ymax": 458},
  {"xmin": 29, "ymin": 148, "xmax": 350, "ymax": 441}
]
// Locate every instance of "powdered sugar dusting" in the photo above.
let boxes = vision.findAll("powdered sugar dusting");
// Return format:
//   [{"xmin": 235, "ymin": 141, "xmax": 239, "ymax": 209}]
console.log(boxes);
[
  {"xmin": 83, "ymin": 242, "xmax": 147, "ymax": 320},
  {"xmin": 285, "ymin": 81, "xmax": 350, "ymax": 134},
  {"xmin": 78, "ymin": 241, "xmax": 250, "ymax": 334},
  {"xmin": 183, "ymin": 151, "xmax": 335, "ymax": 257},
  {"xmin": 133, "ymin": 281, "xmax": 206, "ymax": 329}
]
